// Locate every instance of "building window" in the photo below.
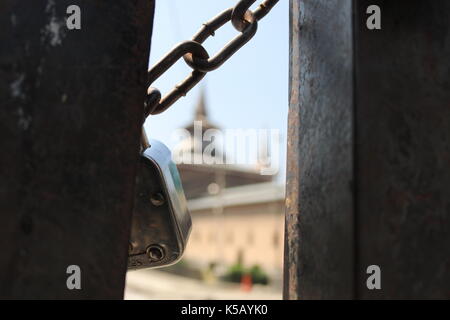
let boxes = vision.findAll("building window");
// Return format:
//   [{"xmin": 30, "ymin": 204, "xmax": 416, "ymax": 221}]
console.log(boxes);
[
  {"xmin": 247, "ymin": 231, "xmax": 254, "ymax": 245},
  {"xmin": 237, "ymin": 249, "xmax": 244, "ymax": 265},
  {"xmin": 273, "ymin": 231, "xmax": 280, "ymax": 248}
]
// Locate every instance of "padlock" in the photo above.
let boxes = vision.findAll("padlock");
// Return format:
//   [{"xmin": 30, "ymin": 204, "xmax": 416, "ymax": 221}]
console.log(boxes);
[{"xmin": 128, "ymin": 139, "xmax": 192, "ymax": 270}]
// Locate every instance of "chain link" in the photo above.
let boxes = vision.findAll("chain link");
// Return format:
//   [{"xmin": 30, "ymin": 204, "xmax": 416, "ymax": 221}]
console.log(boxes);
[
  {"xmin": 183, "ymin": 8, "xmax": 257, "ymax": 73},
  {"xmin": 145, "ymin": 0, "xmax": 279, "ymax": 116}
]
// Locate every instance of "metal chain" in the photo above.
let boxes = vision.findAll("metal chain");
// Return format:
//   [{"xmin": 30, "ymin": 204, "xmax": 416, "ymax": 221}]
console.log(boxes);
[{"xmin": 144, "ymin": 0, "xmax": 279, "ymax": 116}]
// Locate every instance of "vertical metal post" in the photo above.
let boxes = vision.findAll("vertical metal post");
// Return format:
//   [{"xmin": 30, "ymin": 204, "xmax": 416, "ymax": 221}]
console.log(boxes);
[
  {"xmin": 286, "ymin": 0, "xmax": 450, "ymax": 299},
  {"xmin": 285, "ymin": 0, "xmax": 355, "ymax": 299},
  {"xmin": 0, "ymin": 0, "xmax": 154, "ymax": 299},
  {"xmin": 354, "ymin": 0, "xmax": 450, "ymax": 299}
]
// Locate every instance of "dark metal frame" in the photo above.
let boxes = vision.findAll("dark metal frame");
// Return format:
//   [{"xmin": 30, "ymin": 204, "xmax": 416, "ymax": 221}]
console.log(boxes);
[
  {"xmin": 285, "ymin": 0, "xmax": 450, "ymax": 299},
  {"xmin": 0, "ymin": 0, "xmax": 155, "ymax": 299}
]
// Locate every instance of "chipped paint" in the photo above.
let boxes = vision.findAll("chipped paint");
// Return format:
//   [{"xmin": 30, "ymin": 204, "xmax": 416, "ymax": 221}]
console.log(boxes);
[
  {"xmin": 17, "ymin": 107, "xmax": 32, "ymax": 131},
  {"xmin": 43, "ymin": 17, "xmax": 65, "ymax": 46},
  {"xmin": 41, "ymin": 0, "xmax": 66, "ymax": 46},
  {"xmin": 10, "ymin": 74, "xmax": 25, "ymax": 100},
  {"xmin": 0, "ymin": 0, "xmax": 156, "ymax": 299}
]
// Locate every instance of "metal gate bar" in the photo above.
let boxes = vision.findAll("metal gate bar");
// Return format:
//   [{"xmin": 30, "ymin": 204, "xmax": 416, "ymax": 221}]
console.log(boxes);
[
  {"xmin": 0, "ymin": 0, "xmax": 155, "ymax": 299},
  {"xmin": 286, "ymin": 0, "xmax": 450, "ymax": 299}
]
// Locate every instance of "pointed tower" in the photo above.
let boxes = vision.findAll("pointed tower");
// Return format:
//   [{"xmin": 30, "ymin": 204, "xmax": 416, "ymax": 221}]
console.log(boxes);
[
  {"xmin": 180, "ymin": 89, "xmax": 222, "ymax": 158},
  {"xmin": 194, "ymin": 90, "xmax": 208, "ymax": 122},
  {"xmin": 175, "ymin": 90, "xmax": 273, "ymax": 199},
  {"xmin": 185, "ymin": 89, "xmax": 218, "ymax": 137}
]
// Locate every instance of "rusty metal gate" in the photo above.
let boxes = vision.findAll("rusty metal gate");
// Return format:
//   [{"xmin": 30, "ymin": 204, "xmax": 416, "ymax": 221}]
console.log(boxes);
[
  {"xmin": 286, "ymin": 0, "xmax": 450, "ymax": 299},
  {"xmin": 0, "ymin": 1, "xmax": 154, "ymax": 299},
  {"xmin": 0, "ymin": 0, "xmax": 449, "ymax": 300}
]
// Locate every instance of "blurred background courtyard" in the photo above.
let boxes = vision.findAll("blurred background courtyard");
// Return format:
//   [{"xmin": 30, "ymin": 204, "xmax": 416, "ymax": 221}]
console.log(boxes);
[{"xmin": 125, "ymin": 0, "xmax": 288, "ymax": 300}]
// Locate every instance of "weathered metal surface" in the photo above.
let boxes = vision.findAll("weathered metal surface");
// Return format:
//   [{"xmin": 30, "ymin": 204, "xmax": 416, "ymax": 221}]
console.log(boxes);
[
  {"xmin": 354, "ymin": 0, "xmax": 450, "ymax": 299},
  {"xmin": 285, "ymin": 0, "xmax": 355, "ymax": 299},
  {"xmin": 0, "ymin": 0, "xmax": 154, "ymax": 299},
  {"xmin": 287, "ymin": 0, "xmax": 450, "ymax": 299}
]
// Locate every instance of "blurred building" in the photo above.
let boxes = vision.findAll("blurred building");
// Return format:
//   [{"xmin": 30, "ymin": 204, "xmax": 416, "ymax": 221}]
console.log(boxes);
[{"xmin": 175, "ymin": 92, "xmax": 285, "ymax": 275}]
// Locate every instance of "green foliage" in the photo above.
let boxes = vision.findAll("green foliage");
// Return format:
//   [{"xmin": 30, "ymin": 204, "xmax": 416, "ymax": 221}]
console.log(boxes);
[
  {"xmin": 222, "ymin": 263, "xmax": 270, "ymax": 285},
  {"xmin": 249, "ymin": 265, "xmax": 269, "ymax": 285},
  {"xmin": 223, "ymin": 263, "xmax": 246, "ymax": 283}
]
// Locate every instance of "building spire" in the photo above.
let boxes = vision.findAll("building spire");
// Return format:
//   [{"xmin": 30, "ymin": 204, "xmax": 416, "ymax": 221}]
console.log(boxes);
[
  {"xmin": 195, "ymin": 89, "xmax": 208, "ymax": 121},
  {"xmin": 184, "ymin": 88, "xmax": 218, "ymax": 134},
  {"xmin": 177, "ymin": 88, "xmax": 223, "ymax": 159}
]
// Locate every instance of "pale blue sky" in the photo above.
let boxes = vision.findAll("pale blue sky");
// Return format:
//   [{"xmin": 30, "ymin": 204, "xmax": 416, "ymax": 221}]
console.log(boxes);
[{"xmin": 144, "ymin": 0, "xmax": 288, "ymax": 180}]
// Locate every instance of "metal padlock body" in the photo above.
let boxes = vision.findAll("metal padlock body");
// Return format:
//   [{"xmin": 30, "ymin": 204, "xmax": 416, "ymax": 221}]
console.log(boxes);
[{"xmin": 128, "ymin": 140, "xmax": 191, "ymax": 270}]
